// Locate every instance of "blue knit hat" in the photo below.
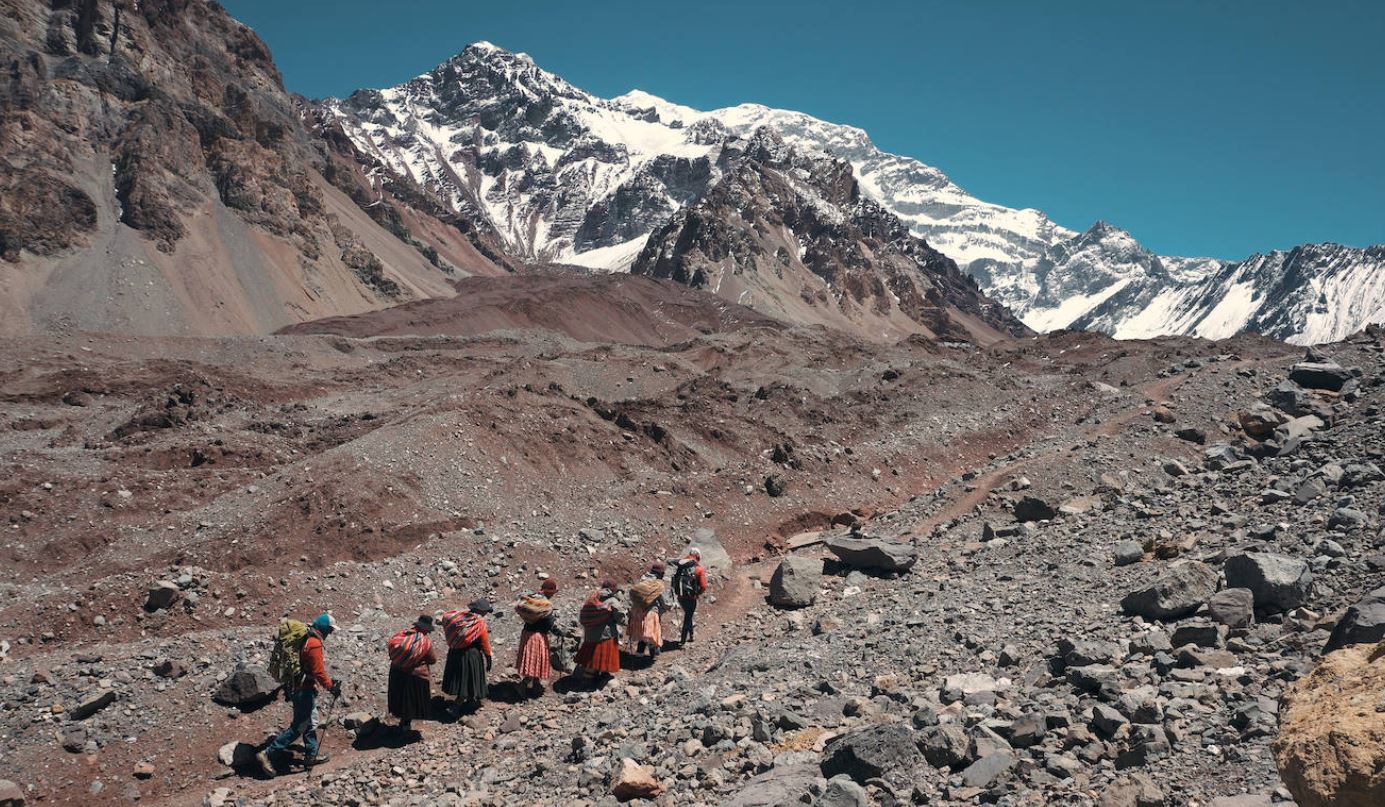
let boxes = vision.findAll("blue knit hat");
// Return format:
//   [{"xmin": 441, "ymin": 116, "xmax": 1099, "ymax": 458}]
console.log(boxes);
[{"xmin": 312, "ymin": 613, "xmax": 337, "ymax": 634}]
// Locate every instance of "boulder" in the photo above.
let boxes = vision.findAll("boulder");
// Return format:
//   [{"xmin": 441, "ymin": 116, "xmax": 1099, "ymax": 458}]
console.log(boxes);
[
  {"xmin": 825, "ymin": 535, "xmax": 917, "ymax": 573},
  {"xmin": 611, "ymin": 758, "xmax": 665, "ymax": 801},
  {"xmin": 68, "ymin": 689, "xmax": 115, "ymax": 720},
  {"xmin": 1097, "ymin": 773, "xmax": 1164, "ymax": 807},
  {"xmin": 719, "ymin": 765, "xmax": 821, "ymax": 807},
  {"xmin": 0, "ymin": 780, "xmax": 22, "ymax": 807},
  {"xmin": 1119, "ymin": 562, "xmax": 1219, "ymax": 620},
  {"xmin": 1274, "ymin": 415, "xmax": 1325, "ymax": 442},
  {"xmin": 918, "ymin": 725, "xmax": 969, "ymax": 768},
  {"xmin": 687, "ymin": 528, "xmax": 732, "ymax": 576},
  {"xmin": 143, "ymin": 581, "xmax": 181, "ymax": 612},
  {"xmin": 1224, "ymin": 551, "xmax": 1313, "ymax": 612},
  {"xmin": 1295, "ymin": 477, "xmax": 1328, "ymax": 505},
  {"xmin": 1289, "ymin": 361, "xmax": 1353, "ymax": 391},
  {"xmin": 764, "ymin": 474, "xmax": 788, "ymax": 498},
  {"xmin": 812, "ymin": 775, "xmax": 867, "ymax": 807},
  {"xmin": 769, "ymin": 556, "xmax": 822, "ymax": 608},
  {"xmin": 1274, "ymin": 639, "xmax": 1385, "ymax": 807},
  {"xmin": 1150, "ymin": 406, "xmax": 1176, "ymax": 424},
  {"xmin": 820, "ymin": 722, "xmax": 920, "ymax": 783},
  {"xmin": 1175, "ymin": 427, "xmax": 1207, "ymax": 444},
  {"xmin": 1113, "ymin": 541, "xmax": 1144, "ymax": 567},
  {"xmin": 959, "ymin": 750, "xmax": 1016, "ymax": 788},
  {"xmin": 1330, "ymin": 508, "xmax": 1370, "ymax": 530},
  {"xmin": 1238, "ymin": 407, "xmax": 1286, "ymax": 438},
  {"xmin": 212, "ymin": 665, "xmax": 280, "ymax": 708},
  {"xmin": 1325, "ymin": 587, "xmax": 1385, "ymax": 653},
  {"xmin": 216, "ymin": 741, "xmax": 256, "ymax": 768},
  {"xmin": 1013, "ymin": 496, "xmax": 1057, "ymax": 522},
  {"xmin": 1207, "ymin": 588, "xmax": 1255, "ymax": 629},
  {"xmin": 1268, "ymin": 380, "xmax": 1314, "ymax": 416},
  {"xmin": 1204, "ymin": 443, "xmax": 1247, "ymax": 471}
]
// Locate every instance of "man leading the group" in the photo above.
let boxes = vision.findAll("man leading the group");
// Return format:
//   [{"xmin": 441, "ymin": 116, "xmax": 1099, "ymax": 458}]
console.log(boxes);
[{"xmin": 258, "ymin": 613, "xmax": 340, "ymax": 776}]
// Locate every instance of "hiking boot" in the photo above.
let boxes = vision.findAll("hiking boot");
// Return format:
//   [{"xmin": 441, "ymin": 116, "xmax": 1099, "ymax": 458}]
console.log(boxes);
[
  {"xmin": 255, "ymin": 750, "xmax": 276, "ymax": 778},
  {"xmin": 304, "ymin": 753, "xmax": 330, "ymax": 766}
]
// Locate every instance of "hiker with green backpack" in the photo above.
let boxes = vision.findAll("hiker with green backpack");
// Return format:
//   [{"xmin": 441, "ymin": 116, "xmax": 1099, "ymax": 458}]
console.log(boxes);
[{"xmin": 257, "ymin": 613, "xmax": 341, "ymax": 776}]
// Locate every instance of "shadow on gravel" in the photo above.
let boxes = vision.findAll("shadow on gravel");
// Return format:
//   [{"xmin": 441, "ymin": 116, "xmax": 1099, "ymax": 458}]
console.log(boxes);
[
  {"xmin": 353, "ymin": 727, "xmax": 422, "ymax": 751},
  {"xmin": 619, "ymin": 651, "xmax": 656, "ymax": 671},
  {"xmin": 487, "ymin": 681, "xmax": 528, "ymax": 703}
]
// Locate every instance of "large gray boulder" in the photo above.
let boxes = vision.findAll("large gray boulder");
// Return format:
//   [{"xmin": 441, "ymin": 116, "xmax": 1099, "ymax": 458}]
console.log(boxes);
[
  {"xmin": 820, "ymin": 722, "xmax": 920, "ymax": 783},
  {"xmin": 1324, "ymin": 586, "xmax": 1385, "ymax": 653},
  {"xmin": 212, "ymin": 664, "xmax": 280, "ymax": 708},
  {"xmin": 812, "ymin": 776, "xmax": 868, "ymax": 807},
  {"xmin": 1224, "ymin": 551, "xmax": 1312, "ymax": 612},
  {"xmin": 1208, "ymin": 588, "xmax": 1255, "ymax": 628},
  {"xmin": 143, "ymin": 581, "xmax": 181, "ymax": 612},
  {"xmin": 1289, "ymin": 361, "xmax": 1353, "ymax": 391},
  {"xmin": 686, "ymin": 528, "xmax": 732, "ymax": 577},
  {"xmin": 1013, "ymin": 496, "xmax": 1057, "ymax": 522},
  {"xmin": 769, "ymin": 556, "xmax": 822, "ymax": 608},
  {"xmin": 1120, "ymin": 562, "xmax": 1219, "ymax": 620},
  {"xmin": 825, "ymin": 535, "xmax": 917, "ymax": 573},
  {"xmin": 719, "ymin": 765, "xmax": 821, "ymax": 807}
]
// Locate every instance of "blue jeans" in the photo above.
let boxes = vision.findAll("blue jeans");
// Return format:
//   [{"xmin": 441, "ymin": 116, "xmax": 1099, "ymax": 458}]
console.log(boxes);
[{"xmin": 267, "ymin": 688, "xmax": 318, "ymax": 758}]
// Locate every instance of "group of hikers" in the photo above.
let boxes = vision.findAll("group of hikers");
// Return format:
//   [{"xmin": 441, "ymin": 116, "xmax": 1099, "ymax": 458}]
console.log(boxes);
[{"xmin": 255, "ymin": 548, "xmax": 709, "ymax": 775}]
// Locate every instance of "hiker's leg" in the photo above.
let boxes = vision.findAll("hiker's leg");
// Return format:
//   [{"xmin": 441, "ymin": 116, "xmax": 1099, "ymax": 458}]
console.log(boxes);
[
  {"xmin": 681, "ymin": 600, "xmax": 696, "ymax": 642},
  {"xmin": 268, "ymin": 689, "xmax": 311, "ymax": 755},
  {"xmin": 301, "ymin": 691, "xmax": 320, "ymax": 758}
]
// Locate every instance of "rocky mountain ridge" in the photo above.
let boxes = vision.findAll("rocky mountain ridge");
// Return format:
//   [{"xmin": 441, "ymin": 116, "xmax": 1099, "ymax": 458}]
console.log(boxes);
[
  {"xmin": 630, "ymin": 128, "xmax": 1030, "ymax": 343},
  {"xmin": 0, "ymin": 1, "xmax": 514, "ymax": 337},
  {"xmin": 327, "ymin": 42, "xmax": 1385, "ymax": 345}
]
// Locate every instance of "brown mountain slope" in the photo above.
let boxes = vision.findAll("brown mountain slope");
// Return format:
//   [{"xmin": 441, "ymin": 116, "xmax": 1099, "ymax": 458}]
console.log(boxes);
[
  {"xmin": 280, "ymin": 273, "xmax": 783, "ymax": 347},
  {"xmin": 0, "ymin": 0, "xmax": 511, "ymax": 336}
]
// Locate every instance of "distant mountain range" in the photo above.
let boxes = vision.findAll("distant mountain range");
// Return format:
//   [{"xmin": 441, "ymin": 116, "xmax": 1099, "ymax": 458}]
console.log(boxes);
[
  {"xmin": 326, "ymin": 42, "xmax": 1384, "ymax": 345},
  {"xmin": 2, "ymin": 7, "xmax": 1380, "ymax": 344}
]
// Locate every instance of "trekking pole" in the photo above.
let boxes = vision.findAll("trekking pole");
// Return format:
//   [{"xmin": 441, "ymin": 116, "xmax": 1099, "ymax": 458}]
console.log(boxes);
[{"xmin": 314, "ymin": 691, "xmax": 341, "ymax": 761}]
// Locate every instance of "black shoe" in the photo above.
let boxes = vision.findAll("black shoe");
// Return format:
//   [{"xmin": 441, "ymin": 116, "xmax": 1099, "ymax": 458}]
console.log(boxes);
[{"xmin": 304, "ymin": 753, "xmax": 330, "ymax": 766}]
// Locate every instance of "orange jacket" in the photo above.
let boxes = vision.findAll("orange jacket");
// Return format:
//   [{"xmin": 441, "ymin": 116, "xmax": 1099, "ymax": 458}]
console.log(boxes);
[{"xmin": 300, "ymin": 634, "xmax": 333, "ymax": 691}]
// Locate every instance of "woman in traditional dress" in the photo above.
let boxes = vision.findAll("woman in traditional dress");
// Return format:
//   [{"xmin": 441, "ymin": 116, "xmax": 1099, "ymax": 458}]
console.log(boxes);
[
  {"xmin": 516, "ymin": 579, "xmax": 559, "ymax": 697},
  {"xmin": 627, "ymin": 562, "xmax": 671, "ymax": 659},
  {"xmin": 386, "ymin": 614, "xmax": 438, "ymax": 735},
  {"xmin": 440, "ymin": 599, "xmax": 493, "ymax": 712},
  {"xmin": 575, "ymin": 580, "xmax": 623, "ymax": 684}
]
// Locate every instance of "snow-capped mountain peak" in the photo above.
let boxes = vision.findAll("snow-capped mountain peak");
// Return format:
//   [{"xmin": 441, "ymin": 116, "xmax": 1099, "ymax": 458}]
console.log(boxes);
[{"xmin": 326, "ymin": 42, "xmax": 1385, "ymax": 344}]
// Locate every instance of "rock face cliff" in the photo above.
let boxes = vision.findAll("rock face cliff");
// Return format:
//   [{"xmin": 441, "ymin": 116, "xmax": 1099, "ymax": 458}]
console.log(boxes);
[
  {"xmin": 631, "ymin": 130, "xmax": 1029, "ymax": 343},
  {"xmin": 0, "ymin": 0, "xmax": 505, "ymax": 336}
]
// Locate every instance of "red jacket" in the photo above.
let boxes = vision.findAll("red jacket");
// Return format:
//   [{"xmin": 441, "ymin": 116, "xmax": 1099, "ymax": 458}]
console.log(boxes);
[{"xmin": 300, "ymin": 634, "xmax": 333, "ymax": 692}]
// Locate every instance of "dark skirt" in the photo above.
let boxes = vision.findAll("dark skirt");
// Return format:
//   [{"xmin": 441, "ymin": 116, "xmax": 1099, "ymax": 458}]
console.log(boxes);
[
  {"xmin": 387, "ymin": 666, "xmax": 430, "ymax": 721},
  {"xmin": 441, "ymin": 646, "xmax": 488, "ymax": 700}
]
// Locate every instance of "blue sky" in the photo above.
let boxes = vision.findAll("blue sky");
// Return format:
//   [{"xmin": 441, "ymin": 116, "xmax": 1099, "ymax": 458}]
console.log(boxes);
[{"xmin": 224, "ymin": 0, "xmax": 1384, "ymax": 260}]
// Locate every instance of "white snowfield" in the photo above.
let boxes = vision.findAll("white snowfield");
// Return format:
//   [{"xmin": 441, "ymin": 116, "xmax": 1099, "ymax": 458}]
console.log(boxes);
[{"xmin": 328, "ymin": 42, "xmax": 1384, "ymax": 345}]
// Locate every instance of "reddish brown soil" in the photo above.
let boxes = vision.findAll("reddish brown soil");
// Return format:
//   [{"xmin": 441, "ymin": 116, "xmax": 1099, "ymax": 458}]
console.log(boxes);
[{"xmin": 0, "ymin": 324, "xmax": 1294, "ymax": 805}]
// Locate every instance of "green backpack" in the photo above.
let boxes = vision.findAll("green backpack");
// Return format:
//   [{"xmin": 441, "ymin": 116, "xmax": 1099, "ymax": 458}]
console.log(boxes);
[{"xmin": 268, "ymin": 619, "xmax": 309, "ymax": 688}]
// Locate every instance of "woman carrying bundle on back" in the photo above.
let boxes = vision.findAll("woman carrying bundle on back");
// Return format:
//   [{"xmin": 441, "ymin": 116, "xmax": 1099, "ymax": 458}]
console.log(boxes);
[
  {"xmin": 387, "ymin": 615, "xmax": 437, "ymax": 737},
  {"xmin": 514, "ymin": 578, "xmax": 559, "ymax": 697},
  {"xmin": 575, "ymin": 580, "xmax": 623, "ymax": 684},
  {"xmin": 627, "ymin": 562, "xmax": 672, "ymax": 659},
  {"xmin": 440, "ymin": 599, "xmax": 494, "ymax": 713}
]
